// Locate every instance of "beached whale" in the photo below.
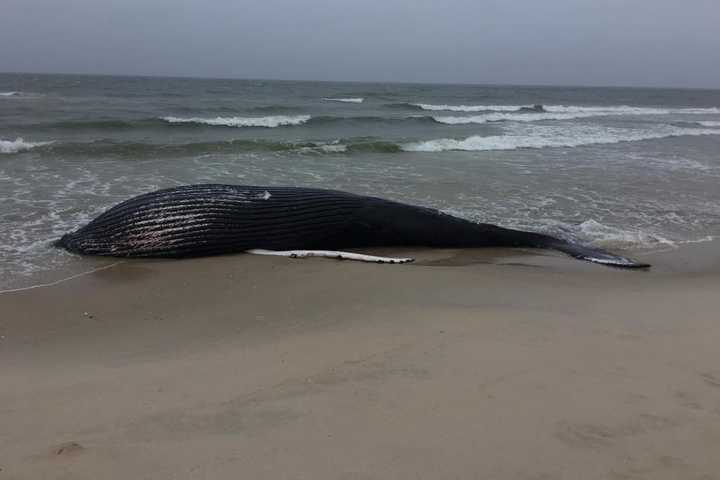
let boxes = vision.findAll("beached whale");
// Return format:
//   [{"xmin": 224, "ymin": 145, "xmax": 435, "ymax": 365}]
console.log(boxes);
[{"xmin": 55, "ymin": 184, "xmax": 649, "ymax": 268}]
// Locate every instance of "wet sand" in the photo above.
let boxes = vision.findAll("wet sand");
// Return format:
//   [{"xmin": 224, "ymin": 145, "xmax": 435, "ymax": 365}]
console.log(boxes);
[{"xmin": 1, "ymin": 244, "xmax": 720, "ymax": 479}]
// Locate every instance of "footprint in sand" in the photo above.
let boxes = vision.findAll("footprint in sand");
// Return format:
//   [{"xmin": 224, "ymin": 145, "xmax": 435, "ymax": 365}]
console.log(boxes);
[
  {"xmin": 701, "ymin": 372, "xmax": 720, "ymax": 388},
  {"xmin": 53, "ymin": 442, "xmax": 84, "ymax": 457},
  {"xmin": 555, "ymin": 414, "xmax": 678, "ymax": 449}
]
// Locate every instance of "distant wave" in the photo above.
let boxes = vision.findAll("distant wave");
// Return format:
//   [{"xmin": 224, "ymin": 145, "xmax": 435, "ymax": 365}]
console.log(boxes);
[
  {"xmin": 411, "ymin": 103, "xmax": 523, "ymax": 112},
  {"xmin": 431, "ymin": 112, "xmax": 601, "ymax": 124},
  {"xmin": 403, "ymin": 103, "xmax": 720, "ymax": 115},
  {"xmin": 0, "ymin": 138, "xmax": 53, "ymax": 154},
  {"xmin": 322, "ymin": 97, "xmax": 364, "ymax": 103},
  {"xmin": 0, "ymin": 91, "xmax": 45, "ymax": 99},
  {"xmin": 680, "ymin": 108, "xmax": 720, "ymax": 114},
  {"xmin": 384, "ymin": 103, "xmax": 423, "ymax": 110},
  {"xmin": 161, "ymin": 114, "xmax": 428, "ymax": 129},
  {"xmin": 402, "ymin": 125, "xmax": 720, "ymax": 152},
  {"xmin": 548, "ymin": 105, "xmax": 720, "ymax": 115},
  {"xmin": 161, "ymin": 115, "xmax": 311, "ymax": 128},
  {"xmin": 430, "ymin": 107, "xmax": 720, "ymax": 125},
  {"xmin": 673, "ymin": 120, "xmax": 720, "ymax": 129}
]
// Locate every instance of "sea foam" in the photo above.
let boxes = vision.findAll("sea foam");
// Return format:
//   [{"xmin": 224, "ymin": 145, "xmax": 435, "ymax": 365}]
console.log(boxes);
[
  {"xmin": 161, "ymin": 115, "xmax": 311, "ymax": 128},
  {"xmin": 0, "ymin": 138, "xmax": 52, "ymax": 154},
  {"xmin": 529, "ymin": 218, "xmax": 676, "ymax": 251},
  {"xmin": 571, "ymin": 219, "xmax": 675, "ymax": 250},
  {"xmin": 300, "ymin": 143, "xmax": 348, "ymax": 154}
]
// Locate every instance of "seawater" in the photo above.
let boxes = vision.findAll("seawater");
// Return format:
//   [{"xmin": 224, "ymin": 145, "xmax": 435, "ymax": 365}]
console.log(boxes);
[{"xmin": 1, "ymin": 73, "xmax": 720, "ymax": 287}]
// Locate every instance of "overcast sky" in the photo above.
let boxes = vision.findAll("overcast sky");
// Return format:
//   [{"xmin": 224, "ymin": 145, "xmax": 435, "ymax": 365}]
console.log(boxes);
[{"xmin": 1, "ymin": 0, "xmax": 719, "ymax": 88}]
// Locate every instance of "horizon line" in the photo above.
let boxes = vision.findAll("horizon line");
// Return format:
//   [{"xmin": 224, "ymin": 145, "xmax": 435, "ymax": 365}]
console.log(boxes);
[{"xmin": 1, "ymin": 70, "xmax": 719, "ymax": 92}]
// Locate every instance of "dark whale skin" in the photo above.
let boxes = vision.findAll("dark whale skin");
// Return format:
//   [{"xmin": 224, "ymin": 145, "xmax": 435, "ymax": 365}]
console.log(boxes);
[{"xmin": 55, "ymin": 184, "xmax": 649, "ymax": 268}]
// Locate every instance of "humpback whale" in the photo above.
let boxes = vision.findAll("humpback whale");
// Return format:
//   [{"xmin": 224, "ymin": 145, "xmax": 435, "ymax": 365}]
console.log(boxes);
[{"xmin": 55, "ymin": 184, "xmax": 649, "ymax": 268}]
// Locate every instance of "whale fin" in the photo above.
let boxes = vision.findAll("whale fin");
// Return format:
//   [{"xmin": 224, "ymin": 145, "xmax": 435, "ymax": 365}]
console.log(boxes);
[
  {"xmin": 548, "ymin": 241, "xmax": 650, "ymax": 269},
  {"xmin": 246, "ymin": 249, "xmax": 415, "ymax": 264}
]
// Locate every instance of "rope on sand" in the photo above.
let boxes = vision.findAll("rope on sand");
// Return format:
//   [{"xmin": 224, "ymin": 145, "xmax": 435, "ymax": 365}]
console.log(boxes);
[{"xmin": 0, "ymin": 262, "xmax": 124, "ymax": 295}]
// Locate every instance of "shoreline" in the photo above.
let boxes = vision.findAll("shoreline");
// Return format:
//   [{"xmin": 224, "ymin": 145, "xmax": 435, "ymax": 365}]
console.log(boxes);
[
  {"xmin": 2, "ymin": 241, "xmax": 720, "ymax": 478},
  {"xmin": 3, "ymin": 236, "xmax": 719, "ymax": 293}
]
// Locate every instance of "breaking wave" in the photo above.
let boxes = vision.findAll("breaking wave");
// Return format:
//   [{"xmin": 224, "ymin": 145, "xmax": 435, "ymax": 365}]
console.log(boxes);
[
  {"xmin": 0, "ymin": 91, "xmax": 19, "ymax": 97},
  {"xmin": 0, "ymin": 138, "xmax": 53, "ymax": 154},
  {"xmin": 23, "ymin": 111, "xmax": 720, "ymax": 132},
  {"xmin": 17, "ymin": 115, "xmax": 437, "ymax": 131},
  {"xmin": 16, "ymin": 122, "xmax": 720, "ymax": 157},
  {"xmin": 306, "ymin": 115, "xmax": 435, "ymax": 126},
  {"xmin": 322, "ymin": 97, "xmax": 364, "ymax": 103},
  {"xmin": 402, "ymin": 125, "xmax": 720, "ymax": 152},
  {"xmin": 431, "ymin": 112, "xmax": 601, "ymax": 124},
  {"xmin": 161, "ymin": 115, "xmax": 311, "ymax": 128}
]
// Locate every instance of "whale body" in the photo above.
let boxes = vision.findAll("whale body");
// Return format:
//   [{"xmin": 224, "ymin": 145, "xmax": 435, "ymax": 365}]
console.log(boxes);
[{"xmin": 55, "ymin": 184, "xmax": 649, "ymax": 268}]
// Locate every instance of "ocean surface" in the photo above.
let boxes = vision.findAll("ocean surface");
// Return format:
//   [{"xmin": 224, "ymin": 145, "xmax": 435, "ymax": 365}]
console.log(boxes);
[{"xmin": 2, "ymin": 73, "xmax": 720, "ymax": 287}]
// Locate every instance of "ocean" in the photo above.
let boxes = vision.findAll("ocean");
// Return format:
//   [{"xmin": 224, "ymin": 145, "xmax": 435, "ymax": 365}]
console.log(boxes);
[{"xmin": 1, "ymin": 73, "xmax": 720, "ymax": 288}]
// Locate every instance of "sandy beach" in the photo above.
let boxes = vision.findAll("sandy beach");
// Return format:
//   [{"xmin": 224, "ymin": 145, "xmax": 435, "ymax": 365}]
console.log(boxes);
[
  {"xmin": 3, "ymin": 0, "xmax": 720, "ymax": 476},
  {"xmin": 2, "ymin": 244, "xmax": 720, "ymax": 479}
]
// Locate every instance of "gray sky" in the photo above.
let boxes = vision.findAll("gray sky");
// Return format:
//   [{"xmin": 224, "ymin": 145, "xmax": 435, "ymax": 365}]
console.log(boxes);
[{"xmin": 1, "ymin": 0, "xmax": 719, "ymax": 88}]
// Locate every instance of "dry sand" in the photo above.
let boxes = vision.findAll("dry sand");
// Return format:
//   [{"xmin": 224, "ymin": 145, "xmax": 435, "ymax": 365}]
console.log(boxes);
[{"xmin": 1, "ymin": 244, "xmax": 720, "ymax": 479}]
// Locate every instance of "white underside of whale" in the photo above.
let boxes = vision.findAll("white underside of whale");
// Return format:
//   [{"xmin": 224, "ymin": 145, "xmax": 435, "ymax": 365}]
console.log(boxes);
[{"xmin": 246, "ymin": 249, "xmax": 414, "ymax": 264}]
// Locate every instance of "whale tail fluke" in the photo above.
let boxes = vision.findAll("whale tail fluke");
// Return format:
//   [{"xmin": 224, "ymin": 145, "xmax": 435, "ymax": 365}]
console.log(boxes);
[{"xmin": 548, "ymin": 239, "xmax": 650, "ymax": 269}]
